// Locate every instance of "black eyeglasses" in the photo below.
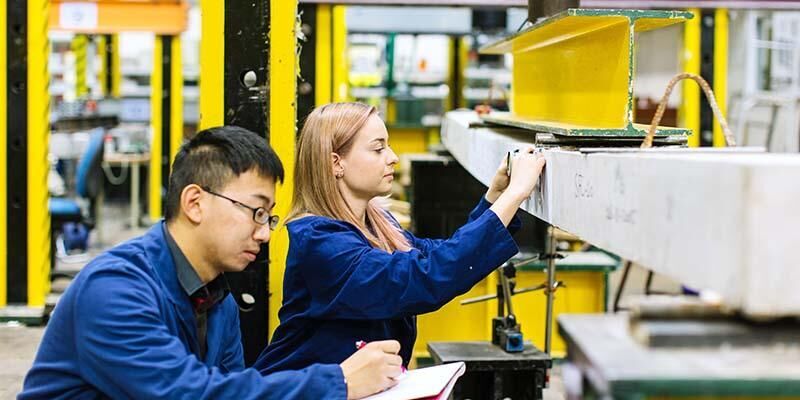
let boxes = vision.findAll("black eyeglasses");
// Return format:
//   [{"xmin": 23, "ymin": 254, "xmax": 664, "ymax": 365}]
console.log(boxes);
[{"xmin": 201, "ymin": 187, "xmax": 279, "ymax": 230}]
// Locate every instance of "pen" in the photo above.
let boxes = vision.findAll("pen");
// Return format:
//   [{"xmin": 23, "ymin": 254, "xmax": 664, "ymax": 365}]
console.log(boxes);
[{"xmin": 355, "ymin": 340, "xmax": 407, "ymax": 373}]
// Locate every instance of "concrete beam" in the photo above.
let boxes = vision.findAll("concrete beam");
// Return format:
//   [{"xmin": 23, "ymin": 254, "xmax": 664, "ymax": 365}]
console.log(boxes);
[{"xmin": 442, "ymin": 111, "xmax": 800, "ymax": 317}]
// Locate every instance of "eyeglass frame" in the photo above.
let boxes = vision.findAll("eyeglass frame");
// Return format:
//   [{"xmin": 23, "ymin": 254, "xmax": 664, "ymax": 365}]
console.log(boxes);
[{"xmin": 200, "ymin": 186, "xmax": 279, "ymax": 230}]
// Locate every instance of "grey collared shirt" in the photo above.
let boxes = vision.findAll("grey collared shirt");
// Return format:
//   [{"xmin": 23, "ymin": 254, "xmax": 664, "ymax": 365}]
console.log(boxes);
[{"xmin": 164, "ymin": 227, "xmax": 229, "ymax": 360}]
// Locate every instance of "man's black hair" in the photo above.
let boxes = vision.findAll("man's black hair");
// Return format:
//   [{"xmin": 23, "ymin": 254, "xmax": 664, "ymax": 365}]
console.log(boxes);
[{"xmin": 165, "ymin": 126, "xmax": 284, "ymax": 221}]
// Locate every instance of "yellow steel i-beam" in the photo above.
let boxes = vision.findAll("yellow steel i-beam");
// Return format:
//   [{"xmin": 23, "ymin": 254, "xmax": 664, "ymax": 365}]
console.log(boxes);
[
  {"xmin": 28, "ymin": 0, "xmax": 51, "ymax": 307},
  {"xmin": 0, "ymin": 0, "xmax": 7, "ymax": 307},
  {"xmin": 480, "ymin": 9, "xmax": 692, "ymax": 137},
  {"xmin": 681, "ymin": 8, "xmax": 702, "ymax": 147},
  {"xmin": 315, "ymin": 4, "xmax": 332, "ymax": 106},
  {"xmin": 199, "ymin": 0, "xmax": 223, "ymax": 129},
  {"xmin": 150, "ymin": 36, "xmax": 163, "ymax": 221},
  {"xmin": 170, "ymin": 36, "xmax": 183, "ymax": 163},
  {"xmin": 713, "ymin": 8, "xmax": 729, "ymax": 148},
  {"xmin": 268, "ymin": 0, "xmax": 298, "ymax": 339}
]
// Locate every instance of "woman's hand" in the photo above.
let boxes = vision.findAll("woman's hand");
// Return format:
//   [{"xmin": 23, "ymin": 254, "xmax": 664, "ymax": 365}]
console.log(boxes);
[
  {"xmin": 489, "ymin": 148, "xmax": 546, "ymax": 226},
  {"xmin": 505, "ymin": 148, "xmax": 546, "ymax": 200},
  {"xmin": 485, "ymin": 157, "xmax": 511, "ymax": 203}
]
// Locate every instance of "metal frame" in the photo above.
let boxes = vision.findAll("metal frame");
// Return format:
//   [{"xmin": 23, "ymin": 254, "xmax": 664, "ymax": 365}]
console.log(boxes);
[
  {"xmin": 268, "ymin": 0, "xmax": 301, "ymax": 363},
  {"xmin": 201, "ymin": 0, "xmax": 277, "ymax": 366},
  {"xmin": 2, "ymin": 0, "xmax": 51, "ymax": 320},
  {"xmin": 49, "ymin": 0, "xmax": 189, "ymax": 34},
  {"xmin": 300, "ymin": 0, "xmax": 800, "ymax": 8},
  {"xmin": 0, "ymin": 0, "xmax": 7, "ymax": 308},
  {"xmin": 297, "ymin": 3, "xmax": 318, "ymax": 130},
  {"xmin": 148, "ymin": 34, "xmax": 183, "ymax": 223},
  {"xmin": 7, "ymin": 0, "xmax": 29, "ymax": 306}
]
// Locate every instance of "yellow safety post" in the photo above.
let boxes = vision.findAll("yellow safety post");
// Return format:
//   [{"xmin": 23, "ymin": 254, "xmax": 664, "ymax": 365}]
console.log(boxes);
[
  {"xmin": 681, "ymin": 8, "xmax": 702, "ymax": 147},
  {"xmin": 97, "ymin": 36, "xmax": 107, "ymax": 97},
  {"xmin": 111, "ymin": 34, "xmax": 121, "ymax": 98},
  {"xmin": 149, "ymin": 35, "xmax": 183, "ymax": 220},
  {"xmin": 268, "ymin": 0, "xmax": 298, "ymax": 339},
  {"xmin": 0, "ymin": 0, "xmax": 7, "ymax": 307},
  {"xmin": 150, "ymin": 37, "xmax": 163, "ymax": 221},
  {"xmin": 315, "ymin": 4, "xmax": 333, "ymax": 106},
  {"xmin": 199, "ymin": 0, "xmax": 223, "ymax": 129},
  {"xmin": 71, "ymin": 34, "xmax": 89, "ymax": 98},
  {"xmin": 332, "ymin": 5, "xmax": 349, "ymax": 102},
  {"xmin": 458, "ymin": 36, "xmax": 468, "ymax": 109},
  {"xmin": 170, "ymin": 37, "xmax": 183, "ymax": 163},
  {"xmin": 98, "ymin": 35, "xmax": 122, "ymax": 98},
  {"xmin": 713, "ymin": 8, "xmax": 729, "ymax": 148},
  {"xmin": 28, "ymin": 0, "xmax": 52, "ymax": 308}
]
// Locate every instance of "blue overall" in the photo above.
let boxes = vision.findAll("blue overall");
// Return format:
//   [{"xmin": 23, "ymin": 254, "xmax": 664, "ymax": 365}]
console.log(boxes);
[
  {"xmin": 256, "ymin": 198, "xmax": 520, "ymax": 374},
  {"xmin": 20, "ymin": 223, "xmax": 345, "ymax": 399}
]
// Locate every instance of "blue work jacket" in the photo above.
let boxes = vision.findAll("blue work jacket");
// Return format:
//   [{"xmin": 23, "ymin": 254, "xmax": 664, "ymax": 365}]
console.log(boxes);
[
  {"xmin": 255, "ymin": 198, "xmax": 520, "ymax": 374},
  {"xmin": 19, "ymin": 223, "xmax": 346, "ymax": 400}
]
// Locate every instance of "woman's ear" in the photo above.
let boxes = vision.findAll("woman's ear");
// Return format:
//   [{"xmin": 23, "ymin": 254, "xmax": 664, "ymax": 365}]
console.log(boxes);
[
  {"xmin": 332, "ymin": 152, "xmax": 344, "ymax": 178},
  {"xmin": 181, "ymin": 184, "xmax": 204, "ymax": 224}
]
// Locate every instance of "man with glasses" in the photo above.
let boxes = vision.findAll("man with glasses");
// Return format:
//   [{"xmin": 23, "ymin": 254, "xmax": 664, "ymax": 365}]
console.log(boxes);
[{"xmin": 20, "ymin": 126, "xmax": 404, "ymax": 399}]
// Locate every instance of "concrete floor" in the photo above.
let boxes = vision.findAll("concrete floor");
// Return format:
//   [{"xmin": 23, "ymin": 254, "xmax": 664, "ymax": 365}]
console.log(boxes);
[
  {"xmin": 0, "ymin": 324, "xmax": 44, "ymax": 399},
  {"xmin": 2, "ymin": 201, "xmax": 682, "ymax": 399}
]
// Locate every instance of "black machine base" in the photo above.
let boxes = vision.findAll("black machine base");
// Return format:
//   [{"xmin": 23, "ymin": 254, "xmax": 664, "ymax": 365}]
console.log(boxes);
[{"xmin": 428, "ymin": 341, "xmax": 552, "ymax": 400}]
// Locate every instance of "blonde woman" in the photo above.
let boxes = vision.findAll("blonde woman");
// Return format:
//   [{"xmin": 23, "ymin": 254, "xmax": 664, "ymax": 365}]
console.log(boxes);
[{"xmin": 254, "ymin": 102, "xmax": 546, "ymax": 374}]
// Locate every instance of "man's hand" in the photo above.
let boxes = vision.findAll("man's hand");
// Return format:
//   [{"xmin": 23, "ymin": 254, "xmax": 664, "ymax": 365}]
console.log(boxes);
[{"xmin": 340, "ymin": 340, "xmax": 403, "ymax": 399}]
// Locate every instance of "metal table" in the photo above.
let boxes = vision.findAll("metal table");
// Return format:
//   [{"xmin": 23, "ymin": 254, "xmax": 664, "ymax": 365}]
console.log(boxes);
[{"xmin": 559, "ymin": 314, "xmax": 800, "ymax": 398}]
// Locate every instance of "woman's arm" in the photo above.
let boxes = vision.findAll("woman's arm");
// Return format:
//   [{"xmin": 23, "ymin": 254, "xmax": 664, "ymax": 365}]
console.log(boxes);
[{"xmin": 299, "ymin": 210, "xmax": 519, "ymax": 320}]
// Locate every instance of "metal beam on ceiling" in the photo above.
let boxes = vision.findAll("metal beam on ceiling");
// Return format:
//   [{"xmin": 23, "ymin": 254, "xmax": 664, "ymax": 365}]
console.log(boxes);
[{"xmin": 300, "ymin": 0, "xmax": 800, "ymax": 9}]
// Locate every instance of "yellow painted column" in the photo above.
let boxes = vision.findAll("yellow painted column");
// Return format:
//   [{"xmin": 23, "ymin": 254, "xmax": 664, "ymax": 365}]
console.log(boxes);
[
  {"xmin": 27, "ymin": 0, "xmax": 51, "ymax": 307},
  {"xmin": 680, "ymin": 8, "xmax": 701, "ymax": 148},
  {"xmin": 199, "ymin": 0, "xmax": 224, "ymax": 129},
  {"xmin": 111, "ymin": 34, "xmax": 121, "ymax": 98},
  {"xmin": 0, "ymin": 0, "xmax": 7, "ymax": 307},
  {"xmin": 268, "ymin": 0, "xmax": 298, "ymax": 339},
  {"xmin": 315, "ymin": 4, "xmax": 332, "ymax": 106},
  {"xmin": 170, "ymin": 37, "xmax": 183, "ymax": 163},
  {"xmin": 98, "ymin": 35, "xmax": 122, "ymax": 98},
  {"xmin": 97, "ymin": 36, "xmax": 108, "ymax": 97},
  {"xmin": 458, "ymin": 37, "xmax": 468, "ymax": 109},
  {"xmin": 447, "ymin": 37, "xmax": 455, "ymax": 111},
  {"xmin": 71, "ymin": 34, "xmax": 89, "ymax": 98},
  {"xmin": 150, "ymin": 37, "xmax": 164, "ymax": 221},
  {"xmin": 713, "ymin": 8, "xmax": 729, "ymax": 148},
  {"xmin": 332, "ymin": 5, "xmax": 349, "ymax": 102}
]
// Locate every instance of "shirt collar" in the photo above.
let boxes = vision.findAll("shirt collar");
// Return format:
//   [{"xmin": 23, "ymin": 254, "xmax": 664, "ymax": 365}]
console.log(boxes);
[{"xmin": 163, "ymin": 226, "xmax": 229, "ymax": 311}]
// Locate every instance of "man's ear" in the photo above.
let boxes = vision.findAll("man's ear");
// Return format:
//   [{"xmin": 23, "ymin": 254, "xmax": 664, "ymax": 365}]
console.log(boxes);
[{"xmin": 180, "ymin": 184, "xmax": 204, "ymax": 224}]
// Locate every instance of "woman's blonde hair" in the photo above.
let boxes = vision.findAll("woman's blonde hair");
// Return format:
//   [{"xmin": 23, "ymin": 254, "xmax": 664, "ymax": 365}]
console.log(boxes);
[{"xmin": 288, "ymin": 102, "xmax": 411, "ymax": 253}]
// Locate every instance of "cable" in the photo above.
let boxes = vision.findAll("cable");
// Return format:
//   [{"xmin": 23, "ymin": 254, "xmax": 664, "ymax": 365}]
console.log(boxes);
[
  {"xmin": 642, "ymin": 72, "xmax": 736, "ymax": 149},
  {"xmin": 102, "ymin": 161, "xmax": 129, "ymax": 185}
]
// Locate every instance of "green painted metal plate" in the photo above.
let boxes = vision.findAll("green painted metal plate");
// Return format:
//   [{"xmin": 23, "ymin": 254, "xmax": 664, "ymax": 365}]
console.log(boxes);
[
  {"xmin": 482, "ymin": 113, "xmax": 691, "ymax": 137},
  {"xmin": 516, "ymin": 251, "xmax": 619, "ymax": 272}
]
